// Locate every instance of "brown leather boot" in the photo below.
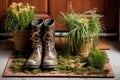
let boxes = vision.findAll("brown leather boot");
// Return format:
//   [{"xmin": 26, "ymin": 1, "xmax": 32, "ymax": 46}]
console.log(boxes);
[
  {"xmin": 26, "ymin": 18, "xmax": 43, "ymax": 68},
  {"xmin": 42, "ymin": 19, "xmax": 58, "ymax": 68}
]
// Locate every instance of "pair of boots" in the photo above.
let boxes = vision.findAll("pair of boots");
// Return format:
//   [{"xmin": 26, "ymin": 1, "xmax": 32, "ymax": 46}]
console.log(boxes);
[{"xmin": 26, "ymin": 18, "xmax": 58, "ymax": 69}]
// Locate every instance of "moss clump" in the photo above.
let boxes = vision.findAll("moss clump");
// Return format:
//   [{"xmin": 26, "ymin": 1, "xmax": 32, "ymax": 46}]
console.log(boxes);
[{"xmin": 87, "ymin": 49, "xmax": 108, "ymax": 69}]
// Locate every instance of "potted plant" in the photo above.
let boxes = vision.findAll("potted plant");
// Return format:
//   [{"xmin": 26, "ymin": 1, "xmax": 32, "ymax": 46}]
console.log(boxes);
[
  {"xmin": 60, "ymin": 9, "xmax": 102, "ymax": 58},
  {"xmin": 5, "ymin": 2, "xmax": 35, "ymax": 50}
]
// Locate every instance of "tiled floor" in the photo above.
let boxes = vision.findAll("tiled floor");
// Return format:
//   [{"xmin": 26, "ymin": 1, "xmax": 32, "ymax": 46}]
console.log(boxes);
[{"xmin": 0, "ymin": 40, "xmax": 120, "ymax": 80}]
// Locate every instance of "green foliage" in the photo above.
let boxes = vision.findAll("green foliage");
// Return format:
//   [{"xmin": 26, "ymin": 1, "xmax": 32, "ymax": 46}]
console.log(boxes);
[
  {"xmin": 55, "ymin": 55, "xmax": 83, "ymax": 71},
  {"xmin": 5, "ymin": 2, "xmax": 35, "ymax": 31},
  {"xmin": 60, "ymin": 9, "xmax": 103, "ymax": 54},
  {"xmin": 87, "ymin": 49, "xmax": 108, "ymax": 69}
]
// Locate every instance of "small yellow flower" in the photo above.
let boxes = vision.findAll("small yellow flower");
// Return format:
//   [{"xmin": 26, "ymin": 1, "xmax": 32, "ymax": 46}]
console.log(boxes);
[
  {"xmin": 12, "ymin": 10, "xmax": 18, "ymax": 16},
  {"xmin": 10, "ymin": 2, "xmax": 17, "ymax": 9},
  {"xmin": 81, "ymin": 18, "xmax": 89, "ymax": 24},
  {"xmin": 18, "ymin": 8, "xmax": 24, "ymax": 14},
  {"xmin": 70, "ymin": 63, "xmax": 75, "ymax": 69},
  {"xmin": 18, "ymin": 2, "xmax": 23, "ymax": 7},
  {"xmin": 69, "ymin": 59, "xmax": 74, "ymax": 63},
  {"xmin": 26, "ymin": 3, "xmax": 30, "ymax": 8},
  {"xmin": 12, "ymin": 2, "xmax": 17, "ymax": 6},
  {"xmin": 81, "ymin": 18, "xmax": 89, "ymax": 27},
  {"xmin": 22, "ymin": 8, "xmax": 29, "ymax": 12},
  {"xmin": 31, "ymin": 6, "xmax": 35, "ymax": 9}
]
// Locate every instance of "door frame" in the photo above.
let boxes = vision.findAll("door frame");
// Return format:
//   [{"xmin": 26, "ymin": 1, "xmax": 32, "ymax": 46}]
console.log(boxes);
[{"xmin": 119, "ymin": 1, "xmax": 120, "ymax": 42}]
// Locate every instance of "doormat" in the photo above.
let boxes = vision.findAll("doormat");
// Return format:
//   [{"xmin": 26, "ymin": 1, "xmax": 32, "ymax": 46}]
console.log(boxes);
[{"xmin": 3, "ymin": 51, "xmax": 114, "ymax": 78}]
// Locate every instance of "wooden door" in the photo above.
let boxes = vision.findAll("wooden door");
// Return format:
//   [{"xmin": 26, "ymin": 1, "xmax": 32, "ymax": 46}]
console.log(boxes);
[
  {"xmin": 119, "ymin": 1, "xmax": 120, "ymax": 42},
  {"xmin": 0, "ymin": 0, "xmax": 119, "ymax": 33},
  {"xmin": 50, "ymin": 0, "xmax": 119, "ymax": 32}
]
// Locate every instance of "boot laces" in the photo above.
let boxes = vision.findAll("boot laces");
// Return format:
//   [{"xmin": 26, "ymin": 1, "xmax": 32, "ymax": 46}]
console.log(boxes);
[
  {"xmin": 31, "ymin": 29, "xmax": 41, "ymax": 48},
  {"xmin": 43, "ymin": 30, "xmax": 54, "ymax": 48}
]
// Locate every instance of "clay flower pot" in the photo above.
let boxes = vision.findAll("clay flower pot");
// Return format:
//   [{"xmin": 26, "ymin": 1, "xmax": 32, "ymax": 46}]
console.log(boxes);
[
  {"xmin": 76, "ymin": 40, "xmax": 93, "ymax": 58},
  {"xmin": 12, "ymin": 30, "xmax": 32, "ymax": 51},
  {"xmin": 74, "ymin": 38, "xmax": 93, "ymax": 58}
]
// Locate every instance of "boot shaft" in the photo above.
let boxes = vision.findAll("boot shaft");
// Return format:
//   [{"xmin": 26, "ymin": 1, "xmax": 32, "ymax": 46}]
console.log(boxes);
[
  {"xmin": 31, "ymin": 18, "xmax": 43, "ymax": 48},
  {"xmin": 42, "ymin": 19, "xmax": 55, "ymax": 48}
]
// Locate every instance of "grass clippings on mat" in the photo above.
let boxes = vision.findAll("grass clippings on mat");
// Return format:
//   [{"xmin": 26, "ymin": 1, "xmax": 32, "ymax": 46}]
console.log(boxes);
[{"xmin": 9, "ymin": 50, "xmax": 110, "ymax": 76}]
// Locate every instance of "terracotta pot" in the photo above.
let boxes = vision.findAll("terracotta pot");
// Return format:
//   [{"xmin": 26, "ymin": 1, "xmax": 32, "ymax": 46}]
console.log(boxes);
[
  {"xmin": 12, "ymin": 30, "xmax": 32, "ymax": 51},
  {"xmin": 75, "ymin": 39, "xmax": 93, "ymax": 58},
  {"xmin": 55, "ymin": 37, "xmax": 67, "ymax": 49},
  {"xmin": 55, "ymin": 37, "xmax": 93, "ymax": 58}
]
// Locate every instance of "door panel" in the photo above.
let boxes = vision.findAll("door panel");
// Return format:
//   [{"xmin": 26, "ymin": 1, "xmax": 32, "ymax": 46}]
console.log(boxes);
[
  {"xmin": 71, "ymin": 0, "xmax": 104, "ymax": 13},
  {"xmin": 30, "ymin": 0, "xmax": 49, "ymax": 19},
  {"xmin": 50, "ymin": 0, "xmax": 68, "ymax": 30},
  {"xmin": 105, "ymin": 0, "xmax": 119, "ymax": 32},
  {"xmin": 0, "ymin": 1, "xmax": 7, "ymax": 13},
  {"xmin": 30, "ymin": 0, "xmax": 48, "ymax": 13}
]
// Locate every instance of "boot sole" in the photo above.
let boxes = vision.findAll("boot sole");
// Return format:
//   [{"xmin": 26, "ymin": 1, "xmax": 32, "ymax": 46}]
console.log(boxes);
[
  {"xmin": 43, "ymin": 64, "xmax": 58, "ymax": 69},
  {"xmin": 26, "ymin": 64, "xmax": 40, "ymax": 68}
]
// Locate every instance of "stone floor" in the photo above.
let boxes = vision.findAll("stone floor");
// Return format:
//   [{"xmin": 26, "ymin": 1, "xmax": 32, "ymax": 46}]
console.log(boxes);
[{"xmin": 0, "ymin": 39, "xmax": 120, "ymax": 80}]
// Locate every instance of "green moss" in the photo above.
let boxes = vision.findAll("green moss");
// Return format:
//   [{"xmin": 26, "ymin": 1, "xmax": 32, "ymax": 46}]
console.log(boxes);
[
  {"xmin": 9, "ymin": 50, "xmax": 109, "ymax": 75},
  {"xmin": 31, "ymin": 69, "xmax": 42, "ymax": 74},
  {"xmin": 87, "ymin": 49, "xmax": 108, "ymax": 69}
]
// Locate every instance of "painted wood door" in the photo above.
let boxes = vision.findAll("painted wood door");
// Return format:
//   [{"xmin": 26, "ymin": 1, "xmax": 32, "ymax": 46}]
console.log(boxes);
[
  {"xmin": 119, "ymin": 0, "xmax": 120, "ymax": 41},
  {"xmin": 0, "ymin": 0, "xmax": 119, "ymax": 33},
  {"xmin": 50, "ymin": 0, "xmax": 119, "ymax": 32}
]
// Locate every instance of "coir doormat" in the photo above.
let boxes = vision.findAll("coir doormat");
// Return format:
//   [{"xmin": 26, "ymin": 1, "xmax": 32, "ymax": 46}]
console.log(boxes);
[{"xmin": 3, "ymin": 51, "xmax": 114, "ymax": 78}]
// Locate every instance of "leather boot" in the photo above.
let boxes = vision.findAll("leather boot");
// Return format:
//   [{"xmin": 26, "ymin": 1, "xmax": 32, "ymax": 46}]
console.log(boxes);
[
  {"xmin": 26, "ymin": 18, "xmax": 43, "ymax": 68},
  {"xmin": 42, "ymin": 18, "xmax": 58, "ymax": 68}
]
